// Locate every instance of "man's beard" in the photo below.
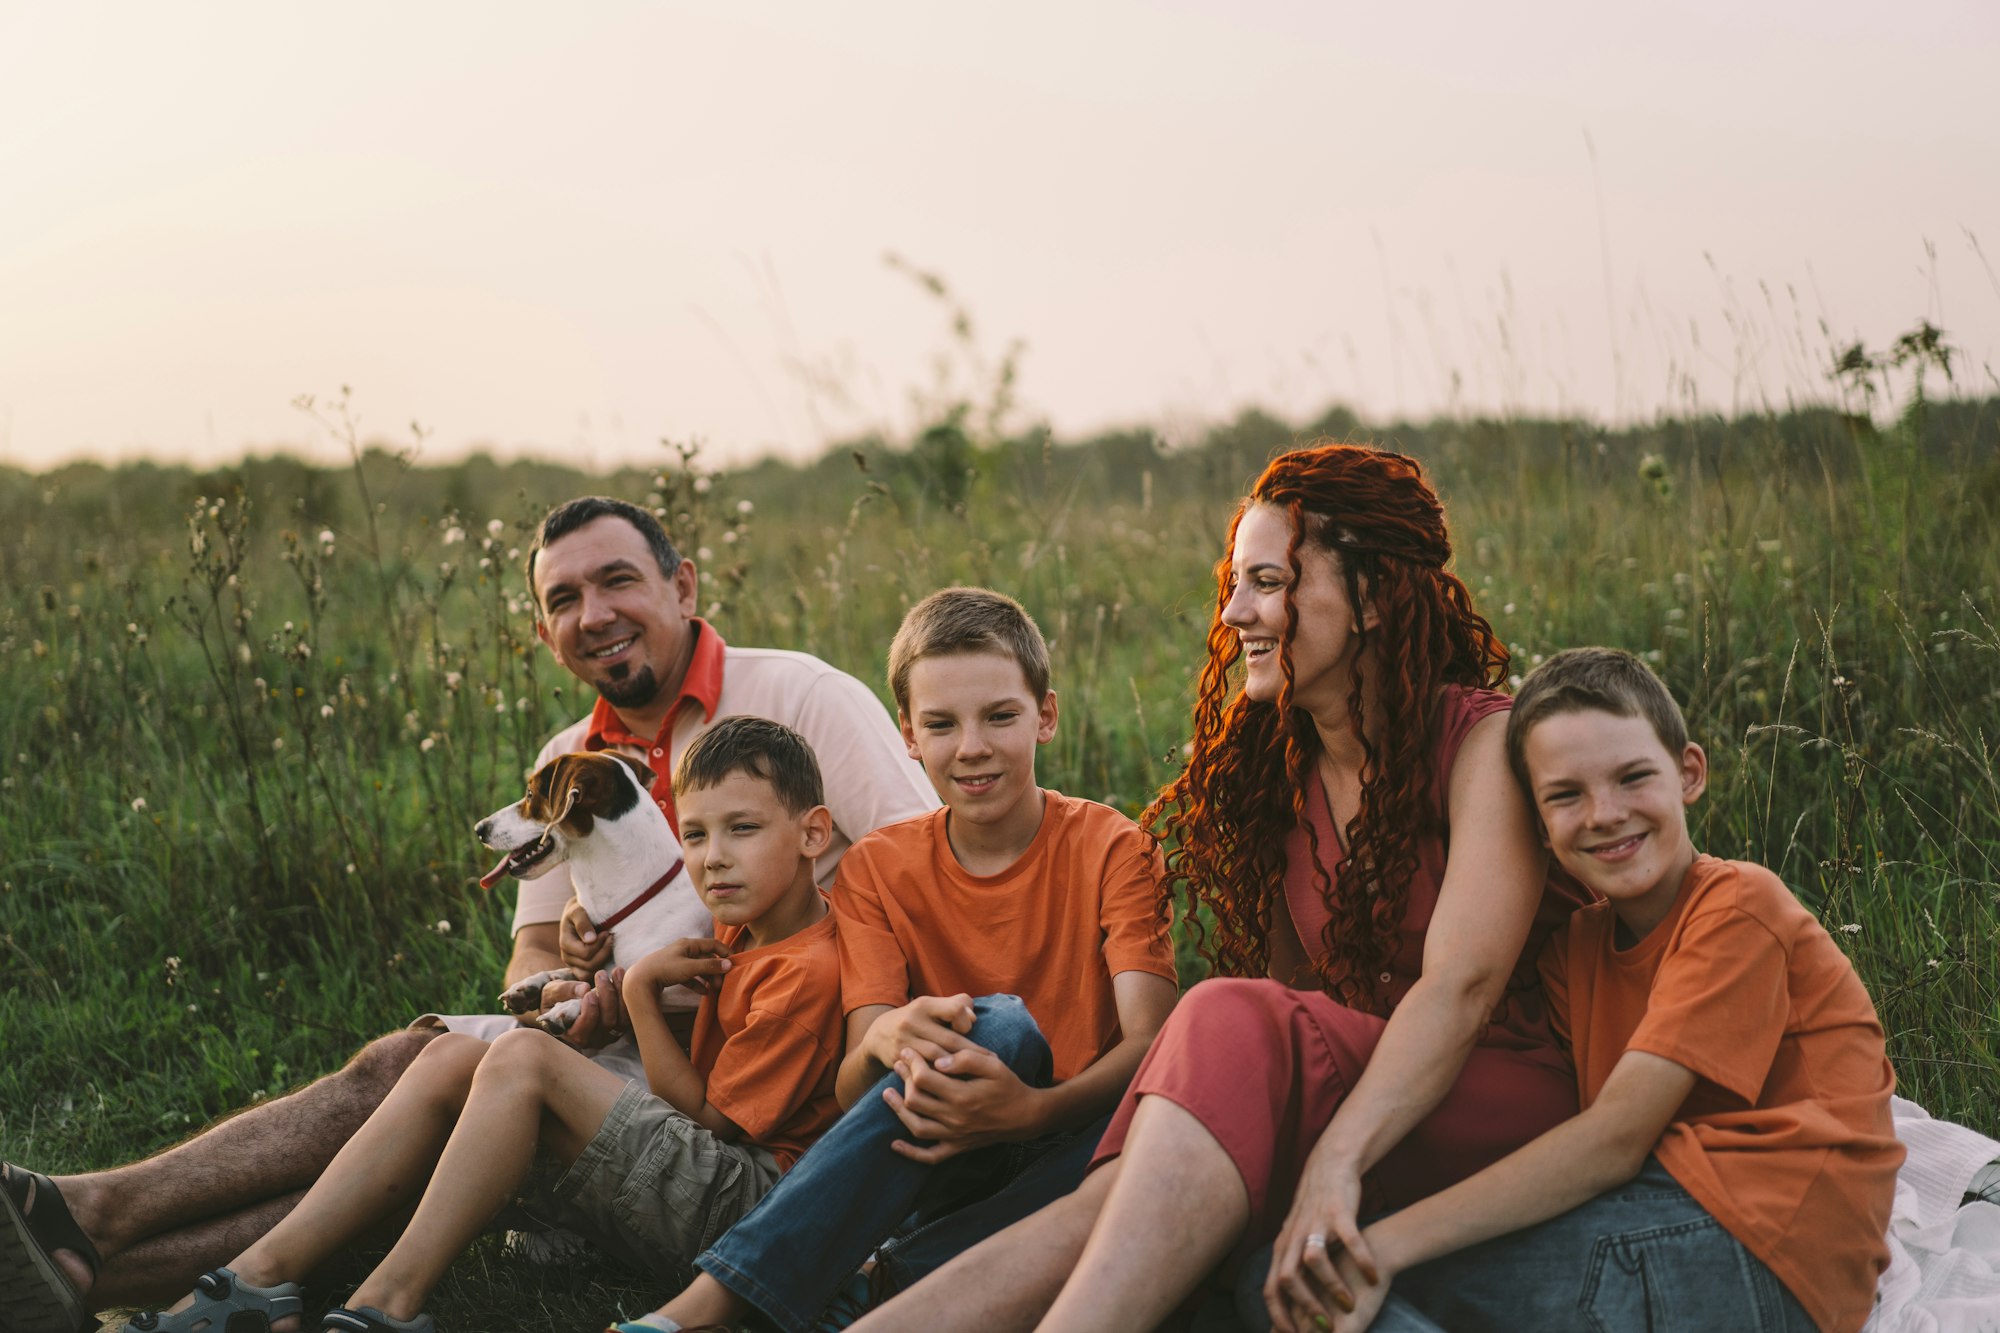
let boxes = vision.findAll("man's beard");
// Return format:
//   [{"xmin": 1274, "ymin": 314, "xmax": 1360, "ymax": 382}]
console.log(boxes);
[{"xmin": 594, "ymin": 663, "xmax": 660, "ymax": 710}]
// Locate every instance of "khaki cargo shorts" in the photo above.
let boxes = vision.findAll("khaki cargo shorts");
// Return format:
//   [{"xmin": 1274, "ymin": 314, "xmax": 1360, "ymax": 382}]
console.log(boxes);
[{"xmin": 513, "ymin": 1080, "xmax": 783, "ymax": 1274}]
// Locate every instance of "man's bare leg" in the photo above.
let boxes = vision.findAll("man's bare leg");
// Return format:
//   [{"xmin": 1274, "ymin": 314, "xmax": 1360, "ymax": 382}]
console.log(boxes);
[
  {"xmin": 39, "ymin": 1028, "xmax": 439, "ymax": 1309},
  {"xmin": 83, "ymin": 1193, "xmax": 303, "ymax": 1311},
  {"xmin": 844, "ymin": 1164, "xmax": 1117, "ymax": 1333}
]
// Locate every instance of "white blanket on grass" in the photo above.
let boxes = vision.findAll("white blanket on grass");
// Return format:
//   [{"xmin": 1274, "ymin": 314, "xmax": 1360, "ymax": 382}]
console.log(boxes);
[{"xmin": 1863, "ymin": 1096, "xmax": 2000, "ymax": 1333}]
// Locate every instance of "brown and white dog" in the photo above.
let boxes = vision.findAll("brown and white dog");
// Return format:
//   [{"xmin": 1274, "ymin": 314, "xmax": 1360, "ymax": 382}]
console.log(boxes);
[{"xmin": 477, "ymin": 751, "xmax": 704, "ymax": 1034}]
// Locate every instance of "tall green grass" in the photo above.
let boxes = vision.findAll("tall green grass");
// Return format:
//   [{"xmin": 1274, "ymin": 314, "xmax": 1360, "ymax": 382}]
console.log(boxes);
[{"xmin": 1, "ymin": 378, "xmax": 1994, "ymax": 1330}]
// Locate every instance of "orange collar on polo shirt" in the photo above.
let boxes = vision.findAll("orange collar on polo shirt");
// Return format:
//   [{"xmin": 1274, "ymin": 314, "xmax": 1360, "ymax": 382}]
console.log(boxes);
[{"xmin": 582, "ymin": 618, "xmax": 726, "ymax": 832}]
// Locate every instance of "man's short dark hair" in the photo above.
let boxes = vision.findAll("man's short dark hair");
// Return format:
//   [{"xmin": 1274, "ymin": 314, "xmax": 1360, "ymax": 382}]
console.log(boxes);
[
  {"xmin": 1506, "ymin": 647, "xmax": 1690, "ymax": 792},
  {"xmin": 525, "ymin": 497, "xmax": 682, "ymax": 612},
  {"xmin": 671, "ymin": 717, "xmax": 825, "ymax": 815}
]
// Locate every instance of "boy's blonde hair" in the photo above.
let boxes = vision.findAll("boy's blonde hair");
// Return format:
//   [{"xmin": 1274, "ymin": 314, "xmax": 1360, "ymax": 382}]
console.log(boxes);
[
  {"xmin": 1506, "ymin": 647, "xmax": 1690, "ymax": 791},
  {"xmin": 887, "ymin": 587, "xmax": 1051, "ymax": 715}
]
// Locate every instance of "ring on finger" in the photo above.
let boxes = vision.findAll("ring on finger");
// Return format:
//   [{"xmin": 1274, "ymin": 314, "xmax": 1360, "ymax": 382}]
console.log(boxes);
[{"xmin": 1305, "ymin": 1231, "xmax": 1329, "ymax": 1250}]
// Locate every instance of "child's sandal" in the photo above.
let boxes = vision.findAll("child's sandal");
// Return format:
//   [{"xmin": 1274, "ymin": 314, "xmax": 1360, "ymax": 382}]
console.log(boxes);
[
  {"xmin": 118, "ymin": 1267, "xmax": 304, "ymax": 1332},
  {"xmin": 322, "ymin": 1306, "xmax": 435, "ymax": 1333}
]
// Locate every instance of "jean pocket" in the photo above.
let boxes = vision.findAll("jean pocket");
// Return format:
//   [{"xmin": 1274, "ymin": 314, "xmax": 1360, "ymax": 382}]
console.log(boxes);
[{"xmin": 1582, "ymin": 1217, "xmax": 1798, "ymax": 1333}]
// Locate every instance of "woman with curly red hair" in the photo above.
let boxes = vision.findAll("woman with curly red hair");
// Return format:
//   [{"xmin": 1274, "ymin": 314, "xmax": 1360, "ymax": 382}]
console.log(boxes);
[{"xmin": 844, "ymin": 442, "xmax": 1590, "ymax": 1333}]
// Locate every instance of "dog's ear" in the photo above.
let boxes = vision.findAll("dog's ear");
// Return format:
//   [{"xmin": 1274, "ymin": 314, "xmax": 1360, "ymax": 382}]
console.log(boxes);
[{"xmin": 612, "ymin": 752, "xmax": 658, "ymax": 794}]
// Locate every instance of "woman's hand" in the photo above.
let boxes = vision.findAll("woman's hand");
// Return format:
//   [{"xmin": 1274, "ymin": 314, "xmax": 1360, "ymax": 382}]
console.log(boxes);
[{"xmin": 1264, "ymin": 1150, "xmax": 1377, "ymax": 1333}]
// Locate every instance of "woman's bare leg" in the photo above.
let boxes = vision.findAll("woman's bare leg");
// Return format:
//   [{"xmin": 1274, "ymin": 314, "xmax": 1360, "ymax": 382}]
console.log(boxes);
[
  {"xmin": 343, "ymin": 1027, "xmax": 627, "ymax": 1321},
  {"xmin": 846, "ymin": 1164, "xmax": 1117, "ymax": 1333},
  {"xmin": 1037, "ymin": 1098, "xmax": 1249, "ymax": 1333}
]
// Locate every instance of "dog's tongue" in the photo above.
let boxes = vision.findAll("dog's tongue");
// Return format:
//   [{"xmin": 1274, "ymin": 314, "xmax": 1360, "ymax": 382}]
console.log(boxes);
[{"xmin": 479, "ymin": 856, "xmax": 512, "ymax": 890}]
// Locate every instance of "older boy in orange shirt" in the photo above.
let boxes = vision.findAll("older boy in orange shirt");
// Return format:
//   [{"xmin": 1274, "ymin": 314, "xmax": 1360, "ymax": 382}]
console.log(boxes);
[
  {"xmin": 632, "ymin": 587, "xmax": 1179, "ymax": 1333},
  {"xmin": 1264, "ymin": 648, "xmax": 1902, "ymax": 1333}
]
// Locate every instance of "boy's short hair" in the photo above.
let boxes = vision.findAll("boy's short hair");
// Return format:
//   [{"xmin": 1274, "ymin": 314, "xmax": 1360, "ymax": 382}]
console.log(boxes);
[
  {"xmin": 887, "ymin": 587, "xmax": 1052, "ymax": 715},
  {"xmin": 526, "ymin": 497, "xmax": 683, "ymax": 612},
  {"xmin": 671, "ymin": 716, "xmax": 825, "ymax": 815},
  {"xmin": 1506, "ymin": 647, "xmax": 1690, "ymax": 790}
]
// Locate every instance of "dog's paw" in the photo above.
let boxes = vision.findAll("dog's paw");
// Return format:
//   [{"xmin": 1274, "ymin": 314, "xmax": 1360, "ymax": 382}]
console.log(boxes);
[
  {"xmin": 500, "ymin": 968, "xmax": 568, "ymax": 1015},
  {"xmin": 535, "ymin": 999, "xmax": 584, "ymax": 1035}
]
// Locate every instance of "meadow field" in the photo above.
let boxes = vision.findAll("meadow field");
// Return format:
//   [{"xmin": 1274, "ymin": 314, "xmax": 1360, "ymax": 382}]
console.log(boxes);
[{"xmin": 1, "ymin": 372, "xmax": 1995, "ymax": 1328}]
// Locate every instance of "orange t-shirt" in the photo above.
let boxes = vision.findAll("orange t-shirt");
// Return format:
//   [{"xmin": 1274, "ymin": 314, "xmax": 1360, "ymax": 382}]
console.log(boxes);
[
  {"xmin": 1539, "ymin": 856, "xmax": 1902, "ymax": 1333},
  {"xmin": 834, "ymin": 791, "xmax": 1177, "ymax": 1082},
  {"xmin": 687, "ymin": 907, "xmax": 843, "ymax": 1170}
]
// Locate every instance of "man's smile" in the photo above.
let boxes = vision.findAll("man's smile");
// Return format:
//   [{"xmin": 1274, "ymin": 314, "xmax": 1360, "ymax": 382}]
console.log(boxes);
[{"xmin": 586, "ymin": 634, "xmax": 639, "ymax": 660}]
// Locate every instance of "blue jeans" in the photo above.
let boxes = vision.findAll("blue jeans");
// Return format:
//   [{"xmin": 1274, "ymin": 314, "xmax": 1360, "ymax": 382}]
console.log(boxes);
[
  {"xmin": 697, "ymin": 994, "xmax": 1103, "ymax": 1333},
  {"xmin": 1235, "ymin": 1159, "xmax": 1815, "ymax": 1332}
]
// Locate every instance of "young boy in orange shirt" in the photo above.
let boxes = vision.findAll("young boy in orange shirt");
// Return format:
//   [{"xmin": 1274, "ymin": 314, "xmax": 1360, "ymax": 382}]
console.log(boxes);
[
  {"xmin": 1262, "ymin": 648, "xmax": 1902, "ymax": 1333},
  {"xmin": 116, "ymin": 718, "xmax": 845, "ymax": 1333},
  {"xmin": 625, "ymin": 587, "xmax": 1180, "ymax": 1333}
]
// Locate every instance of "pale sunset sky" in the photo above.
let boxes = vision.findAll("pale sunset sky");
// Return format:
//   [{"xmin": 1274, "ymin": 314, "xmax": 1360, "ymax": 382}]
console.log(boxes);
[{"xmin": 2, "ymin": 1, "xmax": 1995, "ymax": 471}]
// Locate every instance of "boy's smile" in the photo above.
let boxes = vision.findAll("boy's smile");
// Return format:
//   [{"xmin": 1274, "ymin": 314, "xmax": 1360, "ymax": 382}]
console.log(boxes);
[
  {"xmin": 900, "ymin": 650, "xmax": 1058, "ymax": 868},
  {"xmin": 1523, "ymin": 709, "xmax": 1707, "ymax": 941}
]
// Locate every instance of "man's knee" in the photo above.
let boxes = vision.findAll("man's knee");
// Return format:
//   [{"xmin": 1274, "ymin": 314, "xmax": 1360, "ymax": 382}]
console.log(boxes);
[{"xmin": 340, "ymin": 1026, "xmax": 442, "ymax": 1100}]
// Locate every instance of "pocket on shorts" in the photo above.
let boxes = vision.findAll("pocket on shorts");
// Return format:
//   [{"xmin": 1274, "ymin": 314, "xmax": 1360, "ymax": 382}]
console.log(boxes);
[
  {"xmin": 1582, "ymin": 1216, "xmax": 1799, "ymax": 1333},
  {"xmin": 608, "ymin": 1119, "xmax": 747, "ymax": 1256}
]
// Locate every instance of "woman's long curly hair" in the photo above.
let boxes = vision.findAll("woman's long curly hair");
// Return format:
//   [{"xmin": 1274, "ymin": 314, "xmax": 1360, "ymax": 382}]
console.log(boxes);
[{"xmin": 1144, "ymin": 443, "xmax": 1507, "ymax": 1009}]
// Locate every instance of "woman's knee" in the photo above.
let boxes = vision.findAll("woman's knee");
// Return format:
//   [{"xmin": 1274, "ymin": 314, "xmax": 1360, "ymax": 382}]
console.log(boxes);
[{"xmin": 1170, "ymin": 976, "xmax": 1296, "ymax": 1038}]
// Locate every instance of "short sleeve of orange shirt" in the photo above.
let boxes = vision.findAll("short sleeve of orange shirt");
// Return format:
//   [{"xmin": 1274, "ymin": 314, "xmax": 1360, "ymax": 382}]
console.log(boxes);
[
  {"xmin": 689, "ymin": 911, "xmax": 844, "ymax": 1170},
  {"xmin": 833, "ymin": 794, "xmax": 1175, "ymax": 1083},
  {"xmin": 1622, "ymin": 895, "xmax": 1791, "ymax": 1102}
]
